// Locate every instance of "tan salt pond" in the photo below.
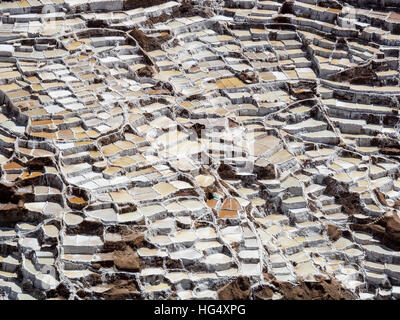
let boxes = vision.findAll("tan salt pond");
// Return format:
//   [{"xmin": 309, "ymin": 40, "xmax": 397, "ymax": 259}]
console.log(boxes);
[
  {"xmin": 42, "ymin": 225, "xmax": 59, "ymax": 238},
  {"xmin": 64, "ymin": 213, "xmax": 84, "ymax": 226},
  {"xmin": 165, "ymin": 201, "xmax": 185, "ymax": 213},
  {"xmin": 153, "ymin": 182, "xmax": 177, "ymax": 196},
  {"xmin": 118, "ymin": 210, "xmax": 142, "ymax": 223},
  {"xmin": 109, "ymin": 190, "xmax": 134, "ymax": 203},
  {"xmin": 295, "ymin": 261, "xmax": 319, "ymax": 279},
  {"xmin": 181, "ymin": 200, "xmax": 205, "ymax": 211},
  {"xmin": 170, "ymin": 180, "xmax": 192, "ymax": 190},
  {"xmin": 171, "ymin": 230, "xmax": 197, "ymax": 244},
  {"xmin": 138, "ymin": 204, "xmax": 165, "ymax": 218},
  {"xmin": 268, "ymin": 149, "xmax": 293, "ymax": 165},
  {"xmin": 195, "ymin": 174, "xmax": 215, "ymax": 188},
  {"xmin": 137, "ymin": 248, "xmax": 167, "ymax": 258}
]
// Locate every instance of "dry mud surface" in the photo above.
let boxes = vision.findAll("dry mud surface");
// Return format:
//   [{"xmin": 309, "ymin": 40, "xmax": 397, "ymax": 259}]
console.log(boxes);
[{"xmin": 0, "ymin": 0, "xmax": 400, "ymax": 300}]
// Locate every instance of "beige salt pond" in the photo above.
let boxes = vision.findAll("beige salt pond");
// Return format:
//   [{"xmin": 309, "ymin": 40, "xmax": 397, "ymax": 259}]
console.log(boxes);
[
  {"xmin": 42, "ymin": 225, "xmax": 59, "ymax": 238},
  {"xmin": 196, "ymin": 227, "xmax": 217, "ymax": 241},
  {"xmin": 170, "ymin": 249, "xmax": 203, "ymax": 263},
  {"xmin": 138, "ymin": 204, "xmax": 166, "ymax": 219},
  {"xmin": 195, "ymin": 174, "xmax": 215, "ymax": 188},
  {"xmin": 204, "ymin": 253, "xmax": 232, "ymax": 271},
  {"xmin": 295, "ymin": 261, "xmax": 320, "ymax": 280},
  {"xmin": 152, "ymin": 182, "xmax": 177, "ymax": 197},
  {"xmin": 165, "ymin": 201, "xmax": 186, "ymax": 214},
  {"xmin": 170, "ymin": 230, "xmax": 197, "ymax": 245},
  {"xmin": 64, "ymin": 213, "xmax": 84, "ymax": 226},
  {"xmin": 148, "ymin": 235, "xmax": 172, "ymax": 247},
  {"xmin": 221, "ymin": 226, "xmax": 242, "ymax": 243},
  {"xmin": 118, "ymin": 210, "xmax": 143, "ymax": 223},
  {"xmin": 195, "ymin": 240, "xmax": 223, "ymax": 252},
  {"xmin": 109, "ymin": 190, "xmax": 134, "ymax": 203},
  {"xmin": 86, "ymin": 208, "xmax": 117, "ymax": 222},
  {"xmin": 268, "ymin": 149, "xmax": 293, "ymax": 165},
  {"xmin": 169, "ymin": 180, "xmax": 192, "ymax": 190},
  {"xmin": 181, "ymin": 200, "xmax": 205, "ymax": 212}
]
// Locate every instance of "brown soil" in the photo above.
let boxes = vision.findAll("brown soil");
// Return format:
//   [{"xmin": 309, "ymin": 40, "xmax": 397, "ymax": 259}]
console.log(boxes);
[
  {"xmin": 147, "ymin": 13, "xmax": 171, "ymax": 26},
  {"xmin": 374, "ymin": 189, "xmax": 388, "ymax": 206},
  {"xmin": 218, "ymin": 163, "xmax": 238, "ymax": 180},
  {"xmin": 0, "ymin": 182, "xmax": 33, "ymax": 226},
  {"xmin": 137, "ymin": 65, "xmax": 155, "ymax": 78},
  {"xmin": 253, "ymin": 285, "xmax": 275, "ymax": 300},
  {"xmin": 238, "ymin": 71, "xmax": 258, "ymax": 84},
  {"xmin": 130, "ymin": 28, "xmax": 170, "ymax": 52},
  {"xmin": 372, "ymin": 136, "xmax": 400, "ymax": 149},
  {"xmin": 98, "ymin": 275, "xmax": 142, "ymax": 300},
  {"xmin": 123, "ymin": 0, "xmax": 169, "ymax": 10},
  {"xmin": 254, "ymin": 163, "xmax": 276, "ymax": 180},
  {"xmin": 130, "ymin": 1, "xmax": 213, "ymax": 51},
  {"xmin": 279, "ymin": 1, "xmax": 295, "ymax": 15},
  {"xmin": 190, "ymin": 123, "xmax": 206, "ymax": 139},
  {"xmin": 145, "ymin": 1, "xmax": 213, "ymax": 27},
  {"xmin": 328, "ymin": 62, "xmax": 377, "ymax": 85},
  {"xmin": 104, "ymin": 226, "xmax": 147, "ymax": 251},
  {"xmin": 323, "ymin": 176, "xmax": 362, "ymax": 216},
  {"xmin": 102, "ymin": 280, "xmax": 141, "ymax": 300},
  {"xmin": 351, "ymin": 213, "xmax": 400, "ymax": 251},
  {"xmin": 219, "ymin": 274, "xmax": 356, "ymax": 300},
  {"xmin": 365, "ymin": 114, "xmax": 381, "ymax": 125},
  {"xmin": 165, "ymin": 257, "xmax": 184, "ymax": 269},
  {"xmin": 113, "ymin": 246, "xmax": 142, "ymax": 272},
  {"xmin": 46, "ymin": 283, "xmax": 71, "ymax": 300},
  {"xmin": 327, "ymin": 224, "xmax": 342, "ymax": 241},
  {"xmin": 228, "ymin": 118, "xmax": 239, "ymax": 128},
  {"xmin": 231, "ymin": 241, "xmax": 239, "ymax": 252},
  {"xmin": 338, "ymin": 192, "xmax": 362, "ymax": 215},
  {"xmin": 26, "ymin": 157, "xmax": 55, "ymax": 171},
  {"xmin": 67, "ymin": 219, "xmax": 104, "ymax": 236},
  {"xmin": 261, "ymin": 274, "xmax": 356, "ymax": 300},
  {"xmin": 174, "ymin": 189, "xmax": 199, "ymax": 198},
  {"xmin": 381, "ymin": 147, "xmax": 400, "ymax": 156},
  {"xmin": 0, "ymin": 182, "xmax": 31, "ymax": 204},
  {"xmin": 123, "ymin": 233, "xmax": 147, "ymax": 249},
  {"xmin": 0, "ymin": 158, "xmax": 56, "ymax": 225},
  {"xmin": 288, "ymin": 81, "xmax": 318, "ymax": 100},
  {"xmin": 0, "ymin": 185, "xmax": 19, "ymax": 205},
  {"xmin": 217, "ymin": 276, "xmax": 251, "ymax": 300},
  {"xmin": 104, "ymin": 228, "xmax": 147, "ymax": 272},
  {"xmin": 317, "ymin": 0, "xmax": 342, "ymax": 9},
  {"xmin": 385, "ymin": 213, "xmax": 400, "ymax": 249},
  {"xmin": 323, "ymin": 176, "xmax": 348, "ymax": 196}
]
